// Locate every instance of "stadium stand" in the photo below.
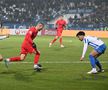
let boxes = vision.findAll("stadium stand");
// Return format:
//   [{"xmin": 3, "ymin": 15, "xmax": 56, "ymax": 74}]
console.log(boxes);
[{"xmin": 0, "ymin": 0, "xmax": 108, "ymax": 30}]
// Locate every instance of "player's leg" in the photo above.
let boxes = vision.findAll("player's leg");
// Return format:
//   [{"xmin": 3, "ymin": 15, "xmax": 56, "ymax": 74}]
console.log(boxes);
[
  {"xmin": 4, "ymin": 54, "xmax": 27, "ymax": 68},
  {"xmin": 4, "ymin": 45, "xmax": 27, "ymax": 67},
  {"xmin": 94, "ymin": 44, "xmax": 106, "ymax": 72},
  {"xmin": 5, "ymin": 46, "xmax": 27, "ymax": 62},
  {"xmin": 49, "ymin": 36, "xmax": 59, "ymax": 47},
  {"xmin": 32, "ymin": 49, "xmax": 42, "ymax": 71},
  {"xmin": 28, "ymin": 43, "xmax": 42, "ymax": 71},
  {"xmin": 0, "ymin": 54, "xmax": 3, "ymax": 61},
  {"xmin": 59, "ymin": 35, "xmax": 64, "ymax": 47},
  {"xmin": 95, "ymin": 57, "xmax": 104, "ymax": 72},
  {"xmin": 58, "ymin": 30, "xmax": 64, "ymax": 47},
  {"xmin": 33, "ymin": 50, "xmax": 41, "ymax": 67},
  {"xmin": 7, "ymin": 54, "xmax": 26, "ymax": 61},
  {"xmin": 88, "ymin": 50, "xmax": 99, "ymax": 74}
]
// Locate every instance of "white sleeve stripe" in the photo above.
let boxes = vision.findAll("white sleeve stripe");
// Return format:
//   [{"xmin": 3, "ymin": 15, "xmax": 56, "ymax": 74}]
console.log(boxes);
[{"xmin": 0, "ymin": 36, "xmax": 7, "ymax": 40}]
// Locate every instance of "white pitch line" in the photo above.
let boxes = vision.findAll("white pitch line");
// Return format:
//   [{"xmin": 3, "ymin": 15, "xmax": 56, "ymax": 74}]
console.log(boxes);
[{"xmin": 0, "ymin": 61, "xmax": 108, "ymax": 64}]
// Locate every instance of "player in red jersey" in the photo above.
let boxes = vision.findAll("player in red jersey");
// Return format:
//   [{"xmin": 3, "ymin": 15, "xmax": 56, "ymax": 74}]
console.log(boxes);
[
  {"xmin": 4, "ymin": 23, "xmax": 44, "ymax": 71},
  {"xmin": 49, "ymin": 15, "xmax": 66, "ymax": 47}
]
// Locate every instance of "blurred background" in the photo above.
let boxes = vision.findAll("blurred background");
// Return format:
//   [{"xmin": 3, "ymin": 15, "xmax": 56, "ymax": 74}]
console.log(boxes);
[{"xmin": 0, "ymin": 0, "xmax": 108, "ymax": 30}]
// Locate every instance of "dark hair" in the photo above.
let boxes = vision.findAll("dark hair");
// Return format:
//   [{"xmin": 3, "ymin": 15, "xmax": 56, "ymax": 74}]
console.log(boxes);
[
  {"xmin": 76, "ymin": 31, "xmax": 85, "ymax": 37},
  {"xmin": 38, "ymin": 22, "xmax": 44, "ymax": 26}
]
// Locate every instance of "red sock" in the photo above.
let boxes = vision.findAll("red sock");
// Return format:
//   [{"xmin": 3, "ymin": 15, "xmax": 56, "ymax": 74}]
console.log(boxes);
[
  {"xmin": 9, "ymin": 56, "xmax": 21, "ymax": 61},
  {"xmin": 34, "ymin": 51, "xmax": 40, "ymax": 64},
  {"xmin": 60, "ymin": 38, "xmax": 62, "ymax": 45},
  {"xmin": 51, "ymin": 38, "xmax": 57, "ymax": 44}
]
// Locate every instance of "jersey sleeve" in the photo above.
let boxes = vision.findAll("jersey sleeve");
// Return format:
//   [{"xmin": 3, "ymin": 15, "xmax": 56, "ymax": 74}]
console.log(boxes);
[
  {"xmin": 54, "ymin": 20, "xmax": 59, "ymax": 29},
  {"xmin": 63, "ymin": 20, "xmax": 67, "ymax": 29},
  {"xmin": 81, "ymin": 38, "xmax": 88, "ymax": 58},
  {"xmin": 0, "ymin": 36, "xmax": 7, "ymax": 40},
  {"xmin": 55, "ymin": 20, "xmax": 59, "ymax": 28},
  {"xmin": 64, "ymin": 20, "xmax": 67, "ymax": 26},
  {"xmin": 55, "ymin": 20, "xmax": 59, "ymax": 25}
]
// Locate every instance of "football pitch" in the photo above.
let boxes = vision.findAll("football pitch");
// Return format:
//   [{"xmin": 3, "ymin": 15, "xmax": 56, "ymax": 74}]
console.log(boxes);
[{"xmin": 0, "ymin": 36, "xmax": 108, "ymax": 90}]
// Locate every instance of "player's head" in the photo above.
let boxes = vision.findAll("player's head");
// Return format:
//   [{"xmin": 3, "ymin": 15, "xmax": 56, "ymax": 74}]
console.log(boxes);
[
  {"xmin": 76, "ymin": 31, "xmax": 85, "ymax": 41},
  {"xmin": 59, "ymin": 15, "xmax": 63, "ymax": 20},
  {"xmin": 36, "ymin": 22, "xmax": 44, "ymax": 31}
]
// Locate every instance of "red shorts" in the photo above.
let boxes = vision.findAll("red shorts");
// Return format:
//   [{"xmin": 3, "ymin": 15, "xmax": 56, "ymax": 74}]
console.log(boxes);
[
  {"xmin": 21, "ymin": 42, "xmax": 35, "ymax": 54},
  {"xmin": 57, "ymin": 29, "xmax": 63, "ymax": 36}
]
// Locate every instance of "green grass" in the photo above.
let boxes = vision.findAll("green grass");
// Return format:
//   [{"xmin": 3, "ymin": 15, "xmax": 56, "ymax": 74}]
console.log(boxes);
[{"xmin": 0, "ymin": 36, "xmax": 108, "ymax": 90}]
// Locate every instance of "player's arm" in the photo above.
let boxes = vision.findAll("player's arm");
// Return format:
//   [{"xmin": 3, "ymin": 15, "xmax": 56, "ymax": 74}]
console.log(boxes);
[
  {"xmin": 32, "ymin": 42, "xmax": 37, "ymax": 48},
  {"xmin": 55, "ymin": 24, "xmax": 58, "ymax": 29},
  {"xmin": 0, "ymin": 35, "xmax": 9, "ymax": 40},
  {"xmin": 63, "ymin": 21, "xmax": 67, "ymax": 30},
  {"xmin": 63, "ymin": 24, "xmax": 66, "ymax": 30},
  {"xmin": 55, "ymin": 21, "xmax": 58, "ymax": 29},
  {"xmin": 80, "ymin": 40, "xmax": 88, "ymax": 61}
]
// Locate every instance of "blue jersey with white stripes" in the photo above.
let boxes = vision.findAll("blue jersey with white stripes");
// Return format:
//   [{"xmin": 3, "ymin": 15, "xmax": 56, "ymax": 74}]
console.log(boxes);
[
  {"xmin": 83, "ymin": 36, "xmax": 104, "ymax": 48},
  {"xmin": 81, "ymin": 36, "xmax": 104, "ymax": 58}
]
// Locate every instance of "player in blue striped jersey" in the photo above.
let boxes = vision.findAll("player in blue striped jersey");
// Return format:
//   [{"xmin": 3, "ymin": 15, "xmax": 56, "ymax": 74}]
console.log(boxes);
[{"xmin": 76, "ymin": 31, "xmax": 107, "ymax": 74}]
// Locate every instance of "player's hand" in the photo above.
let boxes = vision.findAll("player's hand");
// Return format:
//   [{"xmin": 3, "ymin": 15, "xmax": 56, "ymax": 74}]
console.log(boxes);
[
  {"xmin": 63, "ymin": 25, "xmax": 66, "ymax": 30},
  {"xmin": 32, "ymin": 42, "xmax": 37, "ymax": 48},
  {"xmin": 80, "ymin": 57, "xmax": 84, "ymax": 61},
  {"xmin": 55, "ymin": 27, "xmax": 57, "ymax": 29},
  {"xmin": 6, "ymin": 34, "xmax": 10, "ymax": 38},
  {"xmin": 63, "ymin": 27, "xmax": 66, "ymax": 30},
  {"xmin": 36, "ymin": 50, "xmax": 40, "ymax": 54}
]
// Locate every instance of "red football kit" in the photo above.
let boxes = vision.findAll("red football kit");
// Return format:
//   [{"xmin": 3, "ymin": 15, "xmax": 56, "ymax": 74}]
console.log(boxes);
[
  {"xmin": 8, "ymin": 27, "xmax": 40, "ymax": 64},
  {"xmin": 49, "ymin": 19, "xmax": 67, "ymax": 46},
  {"xmin": 56, "ymin": 19, "xmax": 66, "ymax": 36},
  {"xmin": 21, "ymin": 27, "xmax": 38, "ymax": 54}
]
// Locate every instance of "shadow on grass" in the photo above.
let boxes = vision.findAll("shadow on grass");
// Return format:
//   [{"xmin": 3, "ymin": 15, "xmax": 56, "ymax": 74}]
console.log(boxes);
[
  {"xmin": 83, "ymin": 74, "xmax": 107, "ymax": 80},
  {"xmin": 0, "ymin": 70, "xmax": 31, "ymax": 82},
  {"xmin": 104, "ymin": 69, "xmax": 108, "ymax": 72},
  {"xmin": 0, "ymin": 70, "xmax": 17, "ymax": 74},
  {"xmin": 0, "ymin": 68, "xmax": 47, "ymax": 82},
  {"xmin": 14, "ymin": 72, "xmax": 32, "ymax": 82},
  {"xmin": 76, "ymin": 71, "xmax": 108, "ymax": 81}
]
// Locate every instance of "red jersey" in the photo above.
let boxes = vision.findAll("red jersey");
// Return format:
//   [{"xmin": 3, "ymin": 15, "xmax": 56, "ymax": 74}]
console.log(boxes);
[
  {"xmin": 23, "ymin": 27, "xmax": 38, "ymax": 45},
  {"xmin": 56, "ymin": 19, "xmax": 66, "ymax": 30}
]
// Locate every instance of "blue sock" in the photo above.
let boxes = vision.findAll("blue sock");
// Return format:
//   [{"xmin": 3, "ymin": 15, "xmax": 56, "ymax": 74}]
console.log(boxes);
[
  {"xmin": 95, "ymin": 58, "xmax": 102, "ymax": 70},
  {"xmin": 89, "ymin": 55, "xmax": 96, "ymax": 68}
]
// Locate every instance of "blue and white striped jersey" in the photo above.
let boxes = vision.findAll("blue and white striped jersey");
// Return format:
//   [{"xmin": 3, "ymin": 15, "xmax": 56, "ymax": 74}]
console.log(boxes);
[{"xmin": 81, "ymin": 36, "xmax": 104, "ymax": 58}]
